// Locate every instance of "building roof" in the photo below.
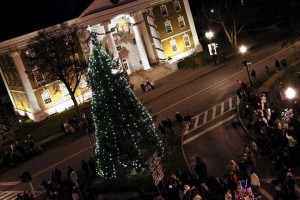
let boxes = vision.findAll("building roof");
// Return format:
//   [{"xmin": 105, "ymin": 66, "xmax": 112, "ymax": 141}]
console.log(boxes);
[{"xmin": 80, "ymin": 0, "xmax": 136, "ymax": 17}]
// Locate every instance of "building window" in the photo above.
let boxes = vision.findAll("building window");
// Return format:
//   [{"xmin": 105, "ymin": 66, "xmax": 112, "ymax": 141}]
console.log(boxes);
[
  {"xmin": 116, "ymin": 46, "xmax": 122, "ymax": 51},
  {"xmin": 160, "ymin": 5, "xmax": 168, "ymax": 16},
  {"xmin": 60, "ymin": 83, "xmax": 69, "ymax": 98},
  {"xmin": 70, "ymin": 53, "xmax": 81, "ymax": 67},
  {"xmin": 32, "ymin": 66, "xmax": 44, "ymax": 84},
  {"xmin": 178, "ymin": 16, "xmax": 186, "ymax": 28},
  {"xmin": 41, "ymin": 89, "xmax": 52, "ymax": 105},
  {"xmin": 80, "ymin": 75, "xmax": 88, "ymax": 89},
  {"xmin": 165, "ymin": 21, "xmax": 173, "ymax": 33},
  {"xmin": 170, "ymin": 39, "xmax": 178, "ymax": 52},
  {"xmin": 122, "ymin": 59, "xmax": 129, "ymax": 70},
  {"xmin": 9, "ymin": 72, "xmax": 15, "ymax": 86},
  {"xmin": 174, "ymin": 1, "xmax": 181, "ymax": 11},
  {"xmin": 183, "ymin": 35, "xmax": 191, "ymax": 47},
  {"xmin": 133, "ymin": 38, "xmax": 136, "ymax": 45}
]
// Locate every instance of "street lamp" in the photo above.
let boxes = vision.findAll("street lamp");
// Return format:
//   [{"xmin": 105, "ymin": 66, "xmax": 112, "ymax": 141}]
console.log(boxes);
[
  {"xmin": 205, "ymin": 31, "xmax": 217, "ymax": 65},
  {"xmin": 239, "ymin": 45, "xmax": 253, "ymax": 90},
  {"xmin": 285, "ymin": 87, "xmax": 296, "ymax": 99}
]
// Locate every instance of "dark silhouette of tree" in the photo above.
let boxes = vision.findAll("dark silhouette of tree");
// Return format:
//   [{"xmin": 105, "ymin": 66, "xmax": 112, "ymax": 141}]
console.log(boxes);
[
  {"xmin": 198, "ymin": 0, "xmax": 248, "ymax": 50},
  {"xmin": 27, "ymin": 23, "xmax": 89, "ymax": 117}
]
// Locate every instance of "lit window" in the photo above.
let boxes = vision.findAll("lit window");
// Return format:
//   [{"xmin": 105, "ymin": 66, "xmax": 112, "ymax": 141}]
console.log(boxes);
[
  {"xmin": 32, "ymin": 66, "xmax": 44, "ymax": 84},
  {"xmin": 165, "ymin": 21, "xmax": 173, "ymax": 33},
  {"xmin": 80, "ymin": 75, "xmax": 88, "ymax": 89},
  {"xmin": 70, "ymin": 53, "xmax": 81, "ymax": 66},
  {"xmin": 41, "ymin": 89, "xmax": 52, "ymax": 105},
  {"xmin": 174, "ymin": 1, "xmax": 181, "ymax": 11},
  {"xmin": 160, "ymin": 5, "xmax": 168, "ymax": 16},
  {"xmin": 183, "ymin": 35, "xmax": 191, "ymax": 47},
  {"xmin": 170, "ymin": 39, "xmax": 178, "ymax": 52},
  {"xmin": 178, "ymin": 16, "xmax": 186, "ymax": 28},
  {"xmin": 122, "ymin": 59, "xmax": 129, "ymax": 70},
  {"xmin": 60, "ymin": 83, "xmax": 69, "ymax": 97}
]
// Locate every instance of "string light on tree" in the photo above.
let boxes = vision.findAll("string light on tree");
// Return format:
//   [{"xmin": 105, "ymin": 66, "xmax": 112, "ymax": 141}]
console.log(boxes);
[{"xmin": 87, "ymin": 32, "xmax": 165, "ymax": 179}]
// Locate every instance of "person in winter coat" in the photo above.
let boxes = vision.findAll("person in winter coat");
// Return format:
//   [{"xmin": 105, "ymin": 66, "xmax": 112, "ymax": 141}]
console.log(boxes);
[
  {"xmin": 226, "ymin": 160, "xmax": 240, "ymax": 173},
  {"xmin": 286, "ymin": 133, "xmax": 297, "ymax": 148},
  {"xmin": 175, "ymin": 112, "xmax": 183, "ymax": 127},
  {"xmin": 250, "ymin": 172, "xmax": 260, "ymax": 196}
]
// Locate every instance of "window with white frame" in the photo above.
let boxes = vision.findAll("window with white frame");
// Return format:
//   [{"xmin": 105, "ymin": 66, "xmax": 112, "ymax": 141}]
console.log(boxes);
[
  {"xmin": 60, "ymin": 83, "xmax": 69, "ymax": 97},
  {"xmin": 80, "ymin": 75, "xmax": 88, "ymax": 89},
  {"xmin": 170, "ymin": 39, "xmax": 178, "ymax": 52},
  {"xmin": 41, "ymin": 89, "xmax": 52, "ymax": 105},
  {"xmin": 9, "ymin": 72, "xmax": 15, "ymax": 86},
  {"xmin": 178, "ymin": 16, "xmax": 186, "ymax": 28},
  {"xmin": 122, "ymin": 59, "xmax": 129, "ymax": 70},
  {"xmin": 165, "ymin": 21, "xmax": 173, "ymax": 33},
  {"xmin": 32, "ymin": 66, "xmax": 44, "ymax": 84},
  {"xmin": 160, "ymin": 5, "xmax": 168, "ymax": 16},
  {"xmin": 174, "ymin": 1, "xmax": 181, "ymax": 11},
  {"xmin": 183, "ymin": 35, "xmax": 191, "ymax": 47},
  {"xmin": 70, "ymin": 53, "xmax": 80, "ymax": 68}
]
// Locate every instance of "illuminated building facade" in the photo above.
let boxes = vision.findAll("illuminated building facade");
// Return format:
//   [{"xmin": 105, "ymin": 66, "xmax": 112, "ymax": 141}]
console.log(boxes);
[{"xmin": 0, "ymin": 0, "xmax": 202, "ymax": 121}]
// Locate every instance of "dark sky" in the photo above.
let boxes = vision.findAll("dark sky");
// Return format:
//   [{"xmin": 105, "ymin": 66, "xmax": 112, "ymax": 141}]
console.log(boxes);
[{"xmin": 0, "ymin": 0, "xmax": 94, "ymax": 42}]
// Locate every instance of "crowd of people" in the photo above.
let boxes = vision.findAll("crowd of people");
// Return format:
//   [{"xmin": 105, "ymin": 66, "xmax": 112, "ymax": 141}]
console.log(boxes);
[
  {"xmin": 61, "ymin": 113, "xmax": 93, "ymax": 135},
  {"xmin": 237, "ymin": 63, "xmax": 299, "ymax": 199},
  {"xmin": 140, "ymin": 80, "xmax": 155, "ymax": 93},
  {"xmin": 3, "ymin": 134, "xmax": 42, "ymax": 168},
  {"xmin": 36, "ymin": 158, "xmax": 103, "ymax": 200}
]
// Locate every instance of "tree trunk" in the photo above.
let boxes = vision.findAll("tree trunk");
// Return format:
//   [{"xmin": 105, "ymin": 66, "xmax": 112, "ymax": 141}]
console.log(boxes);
[{"xmin": 69, "ymin": 92, "xmax": 81, "ymax": 118}]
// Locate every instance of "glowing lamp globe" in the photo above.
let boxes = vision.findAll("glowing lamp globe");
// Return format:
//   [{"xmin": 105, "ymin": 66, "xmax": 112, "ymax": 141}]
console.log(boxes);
[{"xmin": 285, "ymin": 87, "xmax": 296, "ymax": 99}]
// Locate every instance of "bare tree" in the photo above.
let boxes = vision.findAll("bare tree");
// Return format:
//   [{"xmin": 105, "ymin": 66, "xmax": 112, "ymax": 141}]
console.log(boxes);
[
  {"xmin": 200, "ymin": 0, "xmax": 248, "ymax": 50},
  {"xmin": 27, "ymin": 23, "xmax": 89, "ymax": 117}
]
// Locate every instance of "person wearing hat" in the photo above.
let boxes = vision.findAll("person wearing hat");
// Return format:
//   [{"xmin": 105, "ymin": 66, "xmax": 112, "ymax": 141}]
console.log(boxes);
[{"xmin": 284, "ymin": 169, "xmax": 297, "ymax": 199}]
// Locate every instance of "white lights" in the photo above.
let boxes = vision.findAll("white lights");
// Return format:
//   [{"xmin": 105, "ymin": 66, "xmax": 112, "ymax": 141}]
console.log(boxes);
[
  {"xmin": 205, "ymin": 31, "xmax": 214, "ymax": 40},
  {"xmin": 285, "ymin": 87, "xmax": 296, "ymax": 99},
  {"xmin": 239, "ymin": 45, "xmax": 247, "ymax": 54}
]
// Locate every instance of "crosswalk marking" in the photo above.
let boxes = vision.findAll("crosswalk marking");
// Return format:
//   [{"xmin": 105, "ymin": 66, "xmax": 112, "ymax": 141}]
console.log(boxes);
[
  {"xmin": 259, "ymin": 188, "xmax": 273, "ymax": 199},
  {"xmin": 0, "ymin": 191, "xmax": 43, "ymax": 200},
  {"xmin": 212, "ymin": 106, "xmax": 216, "ymax": 119},
  {"xmin": 295, "ymin": 185, "xmax": 300, "ymax": 193},
  {"xmin": 221, "ymin": 102, "xmax": 225, "ymax": 114},
  {"xmin": 183, "ymin": 114, "xmax": 236, "ymax": 145},
  {"xmin": 193, "ymin": 115, "xmax": 199, "ymax": 130},
  {"xmin": 203, "ymin": 112, "xmax": 208, "ymax": 124},
  {"xmin": 0, "ymin": 181, "xmax": 20, "ymax": 186},
  {"xmin": 184, "ymin": 95, "xmax": 239, "ymax": 136}
]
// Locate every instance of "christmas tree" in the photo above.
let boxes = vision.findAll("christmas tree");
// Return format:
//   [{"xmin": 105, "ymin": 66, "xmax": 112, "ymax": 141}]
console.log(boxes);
[{"xmin": 87, "ymin": 33, "xmax": 165, "ymax": 179}]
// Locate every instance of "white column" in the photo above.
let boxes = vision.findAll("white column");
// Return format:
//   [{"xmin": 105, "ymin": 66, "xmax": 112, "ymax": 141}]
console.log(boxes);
[
  {"xmin": 183, "ymin": 0, "xmax": 203, "ymax": 52},
  {"xmin": 146, "ymin": 8, "xmax": 165, "ymax": 62},
  {"xmin": 11, "ymin": 51, "xmax": 48, "ymax": 121},
  {"xmin": 129, "ymin": 13, "xmax": 151, "ymax": 70},
  {"xmin": 103, "ymin": 21, "xmax": 119, "ymax": 61},
  {"xmin": 0, "ymin": 68, "xmax": 15, "ymax": 108}
]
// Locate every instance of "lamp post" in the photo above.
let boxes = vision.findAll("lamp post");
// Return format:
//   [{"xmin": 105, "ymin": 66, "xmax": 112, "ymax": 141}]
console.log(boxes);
[
  {"xmin": 205, "ymin": 31, "xmax": 216, "ymax": 65},
  {"xmin": 239, "ymin": 45, "xmax": 253, "ymax": 90},
  {"xmin": 285, "ymin": 87, "xmax": 296, "ymax": 100}
]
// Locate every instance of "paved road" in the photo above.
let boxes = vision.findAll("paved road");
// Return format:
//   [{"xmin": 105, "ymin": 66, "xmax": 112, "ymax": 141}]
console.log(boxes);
[{"xmin": 0, "ymin": 41, "xmax": 300, "ymax": 198}]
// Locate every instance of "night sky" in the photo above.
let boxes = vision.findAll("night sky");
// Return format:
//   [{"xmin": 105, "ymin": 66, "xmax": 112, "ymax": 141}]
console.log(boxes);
[{"xmin": 0, "ymin": 0, "xmax": 94, "ymax": 42}]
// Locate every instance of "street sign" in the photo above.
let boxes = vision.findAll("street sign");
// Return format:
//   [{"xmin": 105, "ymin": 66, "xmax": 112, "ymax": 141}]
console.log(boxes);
[
  {"xmin": 148, "ymin": 152, "xmax": 164, "ymax": 186},
  {"xmin": 208, "ymin": 43, "xmax": 218, "ymax": 55}
]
